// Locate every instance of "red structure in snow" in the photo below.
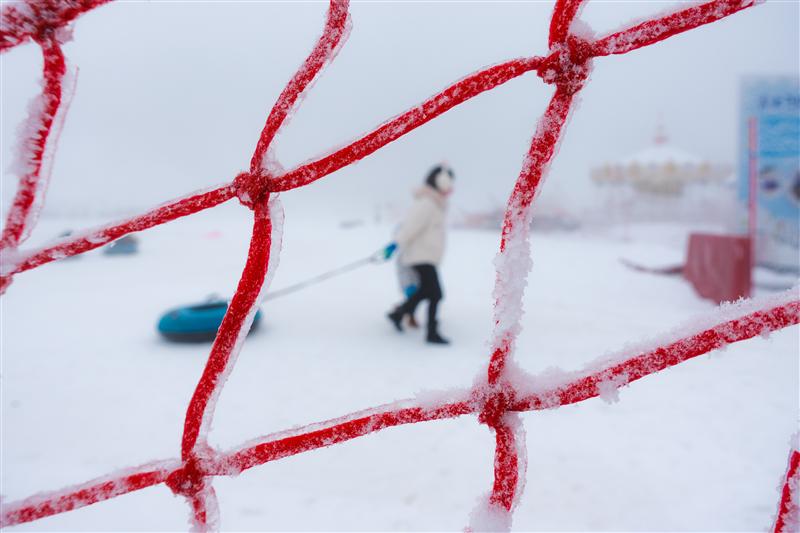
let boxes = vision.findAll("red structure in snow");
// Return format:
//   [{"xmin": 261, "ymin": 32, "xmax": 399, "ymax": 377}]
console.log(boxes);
[
  {"xmin": 685, "ymin": 233, "xmax": 753, "ymax": 304},
  {"xmin": 1, "ymin": 0, "xmax": 798, "ymax": 531}
]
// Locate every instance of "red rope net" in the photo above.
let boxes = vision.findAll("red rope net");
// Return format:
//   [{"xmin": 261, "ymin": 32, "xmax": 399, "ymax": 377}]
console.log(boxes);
[
  {"xmin": 774, "ymin": 443, "xmax": 800, "ymax": 533},
  {"xmin": 1, "ymin": 0, "xmax": 798, "ymax": 530}
]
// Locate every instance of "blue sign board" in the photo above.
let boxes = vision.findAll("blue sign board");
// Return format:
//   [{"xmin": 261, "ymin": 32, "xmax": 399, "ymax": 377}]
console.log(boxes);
[{"xmin": 739, "ymin": 76, "xmax": 800, "ymax": 271}]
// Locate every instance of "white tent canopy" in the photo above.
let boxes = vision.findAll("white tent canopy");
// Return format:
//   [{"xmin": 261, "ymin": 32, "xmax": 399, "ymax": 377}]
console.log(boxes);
[{"xmin": 592, "ymin": 126, "xmax": 730, "ymax": 196}]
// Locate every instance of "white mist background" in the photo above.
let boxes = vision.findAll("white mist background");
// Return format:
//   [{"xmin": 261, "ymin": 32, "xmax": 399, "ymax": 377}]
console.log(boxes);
[{"xmin": 2, "ymin": 1, "xmax": 798, "ymax": 220}]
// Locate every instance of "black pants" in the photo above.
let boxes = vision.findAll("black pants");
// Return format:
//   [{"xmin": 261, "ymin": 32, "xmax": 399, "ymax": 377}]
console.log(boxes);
[{"xmin": 397, "ymin": 264, "xmax": 443, "ymax": 327}]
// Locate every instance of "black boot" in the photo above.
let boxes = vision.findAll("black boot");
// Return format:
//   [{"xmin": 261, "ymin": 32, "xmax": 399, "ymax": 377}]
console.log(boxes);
[
  {"xmin": 426, "ymin": 320, "xmax": 449, "ymax": 345},
  {"xmin": 387, "ymin": 307, "xmax": 404, "ymax": 332}
]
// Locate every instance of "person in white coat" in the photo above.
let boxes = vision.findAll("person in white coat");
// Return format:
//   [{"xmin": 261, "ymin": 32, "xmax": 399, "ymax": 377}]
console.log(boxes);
[{"xmin": 383, "ymin": 165, "xmax": 454, "ymax": 344}]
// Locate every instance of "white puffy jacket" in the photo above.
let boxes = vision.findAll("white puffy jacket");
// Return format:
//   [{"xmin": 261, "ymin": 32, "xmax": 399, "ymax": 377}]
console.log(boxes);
[{"xmin": 395, "ymin": 185, "xmax": 448, "ymax": 266}]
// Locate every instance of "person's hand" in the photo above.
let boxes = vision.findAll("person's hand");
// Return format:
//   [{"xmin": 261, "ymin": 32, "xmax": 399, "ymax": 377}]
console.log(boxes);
[{"xmin": 382, "ymin": 242, "xmax": 398, "ymax": 260}]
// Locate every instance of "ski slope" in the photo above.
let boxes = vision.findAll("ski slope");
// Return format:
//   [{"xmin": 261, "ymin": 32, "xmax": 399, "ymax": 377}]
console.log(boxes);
[{"xmin": 2, "ymin": 207, "xmax": 798, "ymax": 531}]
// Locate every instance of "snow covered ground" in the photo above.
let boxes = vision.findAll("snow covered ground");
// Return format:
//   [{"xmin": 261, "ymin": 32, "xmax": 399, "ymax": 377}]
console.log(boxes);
[{"xmin": 2, "ymin": 206, "xmax": 798, "ymax": 531}]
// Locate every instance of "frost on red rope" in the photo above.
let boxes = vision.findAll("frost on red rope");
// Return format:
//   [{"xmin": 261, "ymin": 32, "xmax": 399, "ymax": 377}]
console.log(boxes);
[
  {"xmin": 1, "ymin": 0, "xmax": 797, "ymax": 531},
  {"xmin": 0, "ymin": 0, "xmax": 110, "ymax": 294},
  {"xmin": 0, "ymin": 460, "xmax": 178, "ymax": 527},
  {"xmin": 0, "ymin": 0, "xmax": 111, "ymax": 53},
  {"xmin": 170, "ymin": 2, "xmax": 349, "ymax": 528},
  {"xmin": 0, "ymin": 35, "xmax": 66, "ymax": 295},
  {"xmin": 773, "ymin": 435, "xmax": 800, "ymax": 533},
  {"xmin": 2, "ymin": 36, "xmax": 71, "ymax": 248},
  {"xmin": 478, "ymin": 0, "xmax": 590, "ymax": 517},
  {"xmin": 0, "ymin": 184, "xmax": 236, "ymax": 284}
]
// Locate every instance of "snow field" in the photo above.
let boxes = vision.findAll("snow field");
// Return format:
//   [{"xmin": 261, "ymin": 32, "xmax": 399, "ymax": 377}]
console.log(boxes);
[{"xmin": 2, "ymin": 206, "xmax": 798, "ymax": 530}]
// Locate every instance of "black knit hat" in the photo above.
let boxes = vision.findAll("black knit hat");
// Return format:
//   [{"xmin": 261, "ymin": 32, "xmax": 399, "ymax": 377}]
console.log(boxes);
[{"xmin": 424, "ymin": 165, "xmax": 455, "ymax": 191}]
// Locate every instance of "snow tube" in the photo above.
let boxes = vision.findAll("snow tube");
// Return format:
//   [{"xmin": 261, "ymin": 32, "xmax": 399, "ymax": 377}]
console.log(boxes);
[
  {"xmin": 104, "ymin": 235, "xmax": 139, "ymax": 255},
  {"xmin": 157, "ymin": 300, "xmax": 262, "ymax": 342}
]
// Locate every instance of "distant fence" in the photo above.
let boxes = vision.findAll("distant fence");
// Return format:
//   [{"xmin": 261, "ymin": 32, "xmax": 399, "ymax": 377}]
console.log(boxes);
[{"xmin": 1, "ymin": 1, "xmax": 798, "ymax": 530}]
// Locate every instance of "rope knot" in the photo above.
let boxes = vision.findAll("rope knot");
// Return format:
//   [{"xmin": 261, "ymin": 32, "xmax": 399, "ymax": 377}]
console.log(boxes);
[
  {"xmin": 165, "ymin": 458, "xmax": 206, "ymax": 498},
  {"xmin": 478, "ymin": 386, "xmax": 516, "ymax": 429},
  {"xmin": 35, "ymin": 26, "xmax": 56, "ymax": 43},
  {"xmin": 233, "ymin": 170, "xmax": 273, "ymax": 209},
  {"xmin": 538, "ymin": 36, "xmax": 593, "ymax": 94}
]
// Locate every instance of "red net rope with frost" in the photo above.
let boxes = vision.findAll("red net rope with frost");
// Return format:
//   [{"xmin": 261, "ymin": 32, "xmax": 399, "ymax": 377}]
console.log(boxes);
[
  {"xmin": 1, "ymin": 0, "xmax": 798, "ymax": 531},
  {"xmin": 773, "ymin": 437, "xmax": 800, "ymax": 533}
]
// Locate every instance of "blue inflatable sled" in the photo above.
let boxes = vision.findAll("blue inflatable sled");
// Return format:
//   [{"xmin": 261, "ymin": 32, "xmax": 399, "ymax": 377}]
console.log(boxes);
[
  {"xmin": 104, "ymin": 235, "xmax": 139, "ymax": 256},
  {"xmin": 157, "ymin": 299, "xmax": 262, "ymax": 342}
]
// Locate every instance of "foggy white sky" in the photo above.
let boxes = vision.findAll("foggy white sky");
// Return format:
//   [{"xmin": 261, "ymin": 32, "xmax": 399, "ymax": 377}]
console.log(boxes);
[{"xmin": 2, "ymin": 1, "xmax": 798, "ymax": 221}]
